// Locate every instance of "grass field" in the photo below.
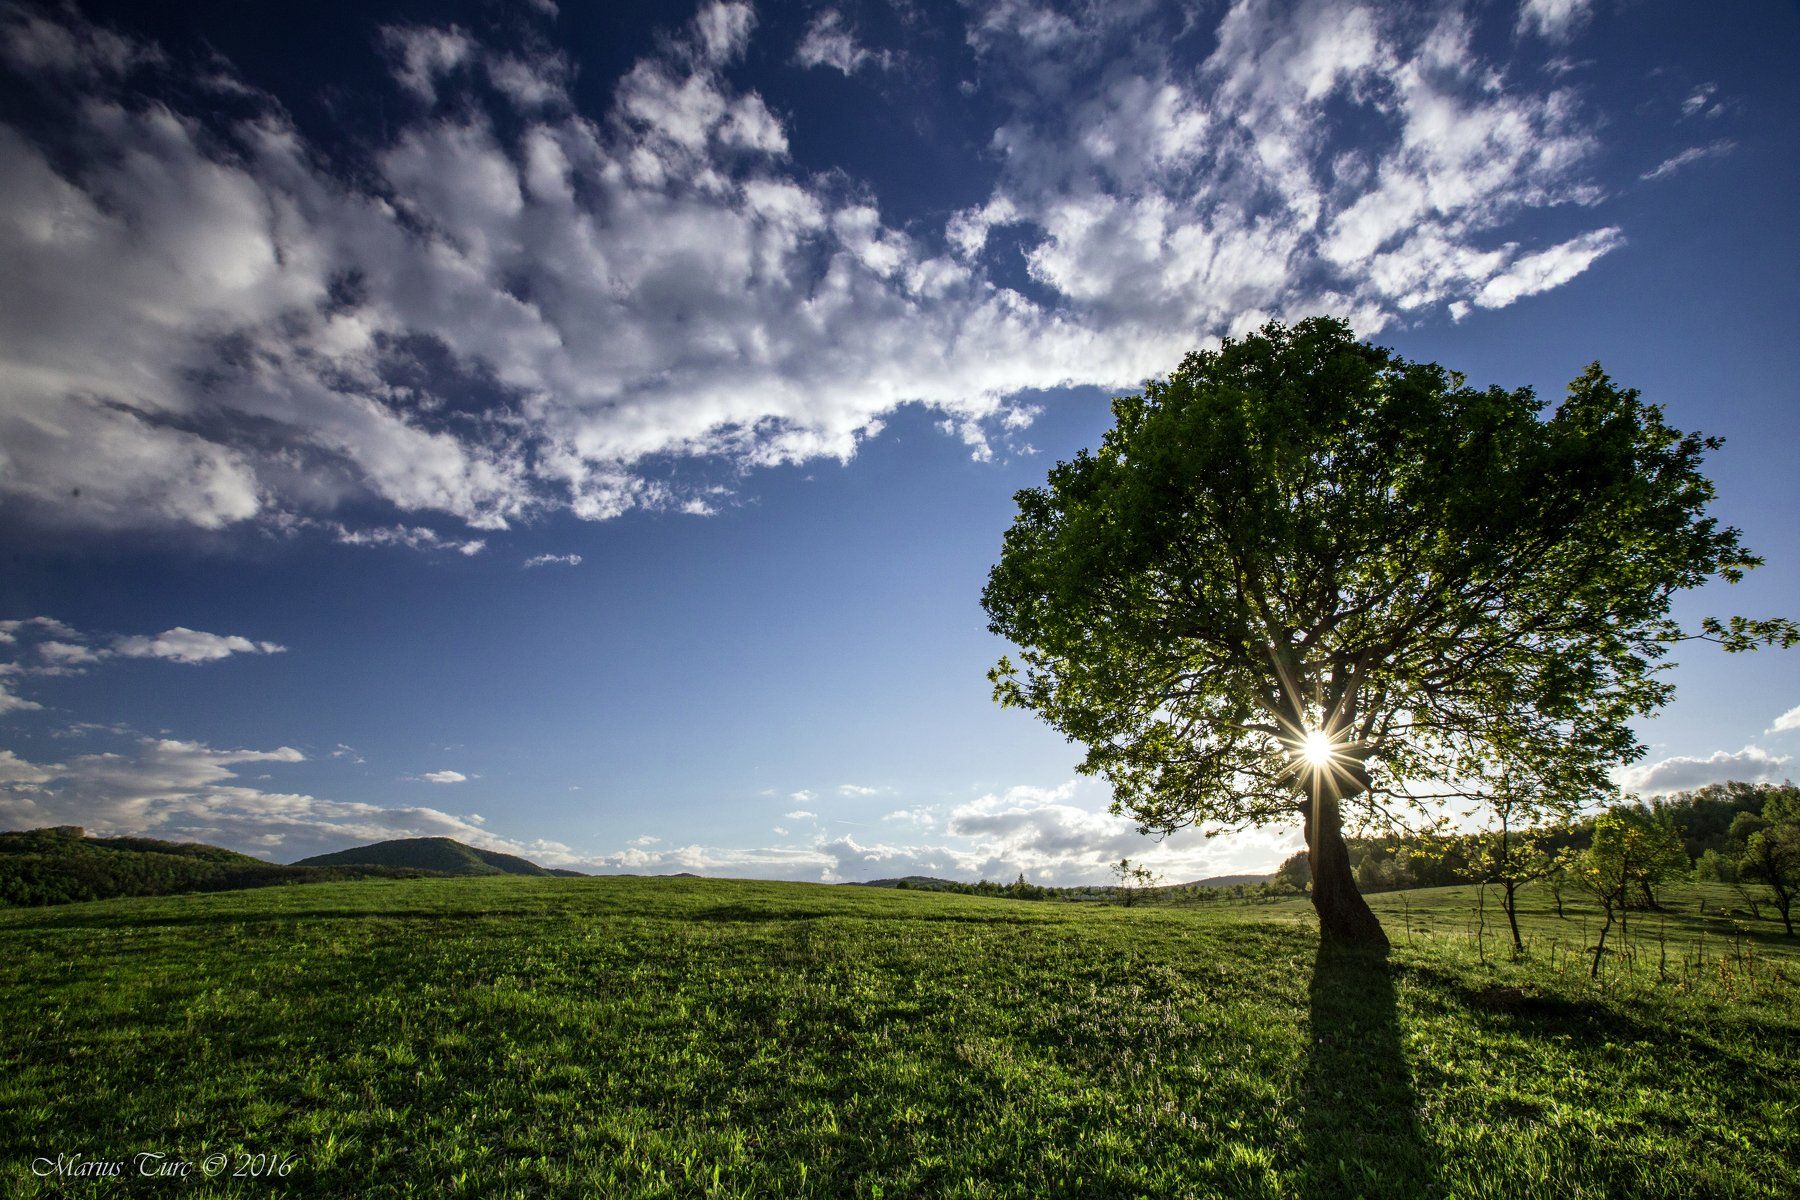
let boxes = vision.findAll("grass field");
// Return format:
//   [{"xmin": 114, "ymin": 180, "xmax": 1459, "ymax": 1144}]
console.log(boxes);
[{"xmin": 1, "ymin": 876, "xmax": 1794, "ymax": 1198}]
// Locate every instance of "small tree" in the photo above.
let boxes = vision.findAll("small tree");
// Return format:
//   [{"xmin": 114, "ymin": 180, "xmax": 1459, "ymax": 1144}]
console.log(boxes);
[
  {"xmin": 1569, "ymin": 821, "xmax": 1628, "ymax": 978},
  {"xmin": 1546, "ymin": 850, "xmax": 1571, "ymax": 919},
  {"xmin": 1470, "ymin": 825, "xmax": 1553, "ymax": 955},
  {"xmin": 1112, "ymin": 857, "xmax": 1157, "ymax": 907},
  {"xmin": 1569, "ymin": 808, "xmax": 1687, "ymax": 975}
]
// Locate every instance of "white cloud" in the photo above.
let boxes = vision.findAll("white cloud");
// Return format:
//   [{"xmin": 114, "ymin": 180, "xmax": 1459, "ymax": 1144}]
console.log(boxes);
[
  {"xmin": 0, "ymin": 748, "xmax": 55, "ymax": 784},
  {"xmin": 381, "ymin": 25, "xmax": 476, "ymax": 102},
  {"xmin": 789, "ymin": 790, "xmax": 816, "ymax": 803},
  {"xmin": 112, "ymin": 627, "xmax": 287, "ymax": 664},
  {"xmin": 795, "ymin": 10, "xmax": 889, "ymax": 75},
  {"xmin": 1472, "ymin": 228, "xmax": 1622, "ymax": 308},
  {"xmin": 38, "ymin": 641, "xmax": 105, "ymax": 665},
  {"xmin": 419, "ymin": 770, "xmax": 468, "ymax": 784},
  {"xmin": 1617, "ymin": 745, "xmax": 1793, "ymax": 796},
  {"xmin": 311, "ymin": 522, "xmax": 488, "ymax": 556},
  {"xmin": 0, "ymin": 1, "xmax": 1623, "ymax": 543},
  {"xmin": 1768, "ymin": 705, "xmax": 1800, "ymax": 735},
  {"xmin": 523, "ymin": 553, "xmax": 583, "ymax": 568},
  {"xmin": 581, "ymin": 779, "xmax": 1296, "ymax": 884},
  {"xmin": 0, "ymin": 681, "xmax": 45, "ymax": 714},
  {"xmin": 837, "ymin": 783, "xmax": 883, "ymax": 796},
  {"xmin": 1, "ymin": 618, "xmax": 286, "ymax": 714},
  {"xmin": 1515, "ymin": 0, "xmax": 1592, "ymax": 43},
  {"xmin": 785, "ymin": 809, "xmax": 817, "ymax": 820},
  {"xmin": 0, "ymin": 617, "xmax": 79, "ymax": 642},
  {"xmin": 1680, "ymin": 83, "xmax": 1720, "ymax": 119},
  {"xmin": 1640, "ymin": 139, "xmax": 1735, "ymax": 182}
]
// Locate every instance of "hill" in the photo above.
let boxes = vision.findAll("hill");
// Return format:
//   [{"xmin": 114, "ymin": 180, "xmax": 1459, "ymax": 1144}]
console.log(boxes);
[
  {"xmin": 1183, "ymin": 872, "xmax": 1274, "ymax": 888},
  {"xmin": 856, "ymin": 875, "xmax": 964, "ymax": 890},
  {"xmin": 0, "ymin": 826, "xmax": 431, "ymax": 906},
  {"xmin": 1, "ymin": 874, "xmax": 1792, "ymax": 1197},
  {"xmin": 295, "ymin": 836, "xmax": 580, "ymax": 877}
]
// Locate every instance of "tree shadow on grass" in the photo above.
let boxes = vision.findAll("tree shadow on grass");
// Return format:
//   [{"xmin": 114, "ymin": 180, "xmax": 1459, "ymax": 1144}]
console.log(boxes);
[{"xmin": 1301, "ymin": 942, "xmax": 1436, "ymax": 1199}]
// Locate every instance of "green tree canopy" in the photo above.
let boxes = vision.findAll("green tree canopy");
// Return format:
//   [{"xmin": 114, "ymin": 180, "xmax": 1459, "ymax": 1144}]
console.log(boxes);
[
  {"xmin": 1737, "ymin": 788, "xmax": 1799, "ymax": 935},
  {"xmin": 982, "ymin": 317, "xmax": 1792, "ymax": 943}
]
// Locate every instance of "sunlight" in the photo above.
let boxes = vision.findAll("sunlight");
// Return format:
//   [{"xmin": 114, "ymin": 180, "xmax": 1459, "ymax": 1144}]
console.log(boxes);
[{"xmin": 1302, "ymin": 730, "xmax": 1335, "ymax": 768}]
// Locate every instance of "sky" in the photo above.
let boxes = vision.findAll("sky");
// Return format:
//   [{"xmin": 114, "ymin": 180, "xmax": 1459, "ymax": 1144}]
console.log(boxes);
[{"xmin": 0, "ymin": 0, "xmax": 1795, "ymax": 885}]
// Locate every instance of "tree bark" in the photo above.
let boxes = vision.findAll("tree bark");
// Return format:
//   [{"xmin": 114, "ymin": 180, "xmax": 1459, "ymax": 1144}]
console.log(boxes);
[
  {"xmin": 1590, "ymin": 905, "xmax": 1613, "ymax": 979},
  {"xmin": 1303, "ymin": 791, "xmax": 1389, "ymax": 948}
]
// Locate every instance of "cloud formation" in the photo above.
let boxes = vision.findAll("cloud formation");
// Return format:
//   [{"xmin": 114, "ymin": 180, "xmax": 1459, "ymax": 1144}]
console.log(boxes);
[
  {"xmin": 1617, "ymin": 745, "xmax": 1793, "ymax": 796},
  {"xmin": 593, "ymin": 780, "xmax": 1299, "ymax": 883},
  {"xmin": 1767, "ymin": 705, "xmax": 1800, "ymax": 736},
  {"xmin": 112, "ymin": 628, "xmax": 287, "ymax": 664},
  {"xmin": 1640, "ymin": 139, "xmax": 1735, "ymax": 182},
  {"xmin": 0, "ymin": 617, "xmax": 286, "ymax": 713},
  {"xmin": 1, "ymin": 0, "xmax": 1634, "ymax": 543},
  {"xmin": 1515, "ymin": 0, "xmax": 1592, "ymax": 42},
  {"xmin": 794, "ymin": 9, "xmax": 889, "ymax": 75}
]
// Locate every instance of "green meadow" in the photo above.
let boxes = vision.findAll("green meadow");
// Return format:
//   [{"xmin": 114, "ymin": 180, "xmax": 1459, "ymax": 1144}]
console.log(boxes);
[{"xmin": 2, "ymin": 876, "xmax": 1794, "ymax": 1199}]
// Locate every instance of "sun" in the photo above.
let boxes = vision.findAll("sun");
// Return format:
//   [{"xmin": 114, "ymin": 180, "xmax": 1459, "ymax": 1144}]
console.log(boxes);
[{"xmin": 1301, "ymin": 730, "xmax": 1335, "ymax": 768}]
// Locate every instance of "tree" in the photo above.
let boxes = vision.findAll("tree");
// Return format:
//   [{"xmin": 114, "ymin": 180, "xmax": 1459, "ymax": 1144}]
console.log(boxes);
[
  {"xmin": 1470, "ymin": 818, "xmax": 1554, "ymax": 955},
  {"xmin": 1545, "ymin": 851, "xmax": 1571, "ymax": 919},
  {"xmin": 1629, "ymin": 808, "xmax": 1689, "ymax": 909},
  {"xmin": 1111, "ymin": 857, "xmax": 1155, "ymax": 906},
  {"xmin": 1736, "ymin": 789, "xmax": 1799, "ymax": 935},
  {"xmin": 982, "ymin": 318, "xmax": 1792, "ymax": 945},
  {"xmin": 1692, "ymin": 848, "xmax": 1736, "ymax": 884},
  {"xmin": 1569, "ymin": 808, "xmax": 1688, "ymax": 975},
  {"xmin": 1276, "ymin": 850, "xmax": 1311, "ymax": 892}
]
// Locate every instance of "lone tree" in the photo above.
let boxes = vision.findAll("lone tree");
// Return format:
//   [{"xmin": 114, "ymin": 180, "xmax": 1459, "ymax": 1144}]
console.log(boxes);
[{"xmin": 982, "ymin": 318, "xmax": 1792, "ymax": 946}]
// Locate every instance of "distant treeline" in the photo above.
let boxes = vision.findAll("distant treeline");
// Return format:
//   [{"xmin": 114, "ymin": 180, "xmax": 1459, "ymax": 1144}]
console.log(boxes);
[
  {"xmin": 1282, "ymin": 781, "xmax": 1794, "ymax": 894},
  {"xmin": 867, "ymin": 872, "xmax": 1294, "ymax": 905},
  {"xmin": 0, "ymin": 826, "xmax": 435, "ymax": 907}
]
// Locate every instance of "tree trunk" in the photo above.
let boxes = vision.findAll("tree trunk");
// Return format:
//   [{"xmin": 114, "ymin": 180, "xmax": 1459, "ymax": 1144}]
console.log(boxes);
[
  {"xmin": 1503, "ymin": 880, "xmax": 1523, "ymax": 954},
  {"xmin": 1590, "ymin": 905, "xmax": 1613, "ymax": 979},
  {"xmin": 1303, "ymin": 792, "xmax": 1388, "ymax": 947}
]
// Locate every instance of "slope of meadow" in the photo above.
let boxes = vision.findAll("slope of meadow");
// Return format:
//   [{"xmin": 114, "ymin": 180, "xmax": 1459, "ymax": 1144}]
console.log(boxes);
[{"xmin": 1, "ymin": 876, "xmax": 1793, "ymax": 1198}]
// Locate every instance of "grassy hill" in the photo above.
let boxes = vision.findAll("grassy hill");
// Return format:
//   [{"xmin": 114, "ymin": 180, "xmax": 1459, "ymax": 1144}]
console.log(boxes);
[
  {"xmin": 295, "ymin": 836, "xmax": 581, "ymax": 877},
  {"xmin": 1, "ymin": 876, "xmax": 1793, "ymax": 1197},
  {"xmin": 0, "ymin": 826, "xmax": 433, "ymax": 907}
]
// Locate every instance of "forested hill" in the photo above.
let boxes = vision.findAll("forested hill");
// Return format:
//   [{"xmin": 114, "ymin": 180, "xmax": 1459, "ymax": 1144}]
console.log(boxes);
[
  {"xmin": 0, "ymin": 826, "xmax": 433, "ymax": 907},
  {"xmin": 295, "ymin": 837, "xmax": 585, "ymax": 878}
]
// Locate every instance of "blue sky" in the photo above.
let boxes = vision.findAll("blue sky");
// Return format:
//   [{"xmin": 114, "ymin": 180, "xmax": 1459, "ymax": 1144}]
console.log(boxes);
[{"xmin": 0, "ymin": 0, "xmax": 1795, "ymax": 883}]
